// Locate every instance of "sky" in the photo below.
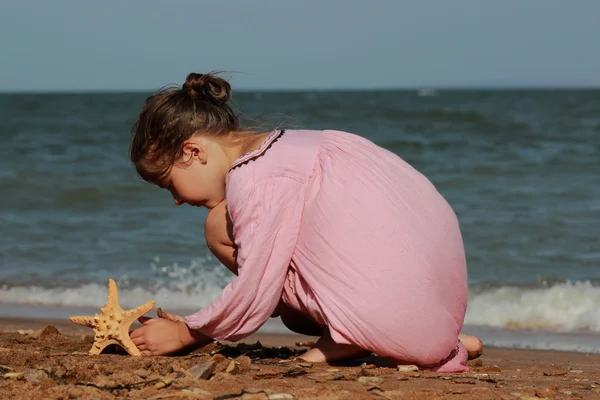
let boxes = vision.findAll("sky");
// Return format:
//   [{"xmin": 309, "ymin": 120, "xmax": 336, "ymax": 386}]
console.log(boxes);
[{"xmin": 1, "ymin": 0, "xmax": 599, "ymax": 92}]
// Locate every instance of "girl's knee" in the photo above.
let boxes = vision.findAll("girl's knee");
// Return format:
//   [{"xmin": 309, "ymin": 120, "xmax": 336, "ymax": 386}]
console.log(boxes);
[
  {"xmin": 205, "ymin": 200, "xmax": 237, "ymax": 273},
  {"xmin": 205, "ymin": 200, "xmax": 234, "ymax": 248}
]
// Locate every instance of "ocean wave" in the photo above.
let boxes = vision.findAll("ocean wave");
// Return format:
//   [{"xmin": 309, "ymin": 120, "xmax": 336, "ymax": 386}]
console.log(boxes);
[
  {"xmin": 2, "ymin": 278, "xmax": 600, "ymax": 333},
  {"xmin": 465, "ymin": 280, "xmax": 600, "ymax": 331},
  {"xmin": 0, "ymin": 259, "xmax": 232, "ymax": 311},
  {"xmin": 0, "ymin": 283, "xmax": 221, "ymax": 311}
]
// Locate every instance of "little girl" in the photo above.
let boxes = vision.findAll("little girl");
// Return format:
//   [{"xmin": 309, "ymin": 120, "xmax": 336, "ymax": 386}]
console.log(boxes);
[{"xmin": 128, "ymin": 73, "xmax": 482, "ymax": 372}]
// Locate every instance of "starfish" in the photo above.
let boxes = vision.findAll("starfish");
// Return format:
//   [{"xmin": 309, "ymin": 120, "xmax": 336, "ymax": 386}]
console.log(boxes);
[{"xmin": 70, "ymin": 279, "xmax": 155, "ymax": 356}]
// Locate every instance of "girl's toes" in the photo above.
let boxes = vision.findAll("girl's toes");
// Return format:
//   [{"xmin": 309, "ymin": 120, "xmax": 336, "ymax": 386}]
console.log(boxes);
[{"xmin": 460, "ymin": 334, "xmax": 484, "ymax": 360}]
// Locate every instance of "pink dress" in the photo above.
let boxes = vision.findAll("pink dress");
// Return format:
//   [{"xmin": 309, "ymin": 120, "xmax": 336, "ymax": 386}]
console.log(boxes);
[{"xmin": 185, "ymin": 129, "xmax": 469, "ymax": 372}]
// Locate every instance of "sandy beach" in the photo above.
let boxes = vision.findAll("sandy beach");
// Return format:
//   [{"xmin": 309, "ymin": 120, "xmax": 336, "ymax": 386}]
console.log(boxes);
[{"xmin": 1, "ymin": 317, "xmax": 599, "ymax": 399}]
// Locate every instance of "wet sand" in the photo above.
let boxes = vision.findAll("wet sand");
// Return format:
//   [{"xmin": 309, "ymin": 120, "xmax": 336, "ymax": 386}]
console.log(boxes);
[{"xmin": 1, "ymin": 317, "xmax": 599, "ymax": 399}]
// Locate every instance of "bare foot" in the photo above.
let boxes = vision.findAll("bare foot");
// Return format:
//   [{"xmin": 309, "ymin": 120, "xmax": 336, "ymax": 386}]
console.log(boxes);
[
  {"xmin": 459, "ymin": 333, "xmax": 483, "ymax": 360},
  {"xmin": 299, "ymin": 330, "xmax": 370, "ymax": 363}
]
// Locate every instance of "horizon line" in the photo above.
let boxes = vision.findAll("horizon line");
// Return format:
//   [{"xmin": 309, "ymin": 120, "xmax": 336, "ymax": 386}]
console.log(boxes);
[{"xmin": 1, "ymin": 84, "xmax": 599, "ymax": 95}]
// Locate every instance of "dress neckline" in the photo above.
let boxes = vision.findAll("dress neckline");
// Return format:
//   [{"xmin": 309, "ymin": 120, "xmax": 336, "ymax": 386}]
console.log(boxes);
[{"xmin": 229, "ymin": 129, "xmax": 285, "ymax": 171}]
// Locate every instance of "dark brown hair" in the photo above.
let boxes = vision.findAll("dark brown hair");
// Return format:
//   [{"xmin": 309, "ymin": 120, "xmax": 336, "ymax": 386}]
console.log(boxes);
[{"xmin": 130, "ymin": 72, "xmax": 240, "ymax": 184}]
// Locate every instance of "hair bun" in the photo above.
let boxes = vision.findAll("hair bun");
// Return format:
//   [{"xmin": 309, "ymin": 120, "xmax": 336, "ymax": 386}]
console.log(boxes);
[{"xmin": 182, "ymin": 72, "xmax": 232, "ymax": 105}]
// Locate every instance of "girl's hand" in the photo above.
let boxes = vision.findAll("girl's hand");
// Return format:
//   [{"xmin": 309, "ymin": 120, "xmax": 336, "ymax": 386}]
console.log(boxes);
[{"xmin": 130, "ymin": 316, "xmax": 211, "ymax": 356}]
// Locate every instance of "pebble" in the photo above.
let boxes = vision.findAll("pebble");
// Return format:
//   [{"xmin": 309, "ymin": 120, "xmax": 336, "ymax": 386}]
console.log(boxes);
[
  {"xmin": 369, "ymin": 388, "xmax": 392, "ymax": 399},
  {"xmin": 305, "ymin": 372, "xmax": 344, "ymax": 382},
  {"xmin": 241, "ymin": 393, "xmax": 266, "ymax": 400},
  {"xmin": 358, "ymin": 376, "xmax": 384, "ymax": 384},
  {"xmin": 524, "ymin": 365, "xmax": 568, "ymax": 376},
  {"xmin": 268, "ymin": 394, "xmax": 294, "ymax": 400},
  {"xmin": 297, "ymin": 363, "xmax": 313, "ymax": 368},
  {"xmin": 4, "ymin": 372, "xmax": 24, "ymax": 379},
  {"xmin": 235, "ymin": 355, "xmax": 252, "ymax": 372},
  {"xmin": 133, "ymin": 369, "xmax": 150, "ymax": 379},
  {"xmin": 226, "ymin": 360, "xmax": 239, "ymax": 374},
  {"xmin": 153, "ymin": 377, "xmax": 173, "ymax": 389},
  {"xmin": 25, "ymin": 369, "xmax": 47, "ymax": 384},
  {"xmin": 0, "ymin": 365, "xmax": 14, "ymax": 372},
  {"xmin": 254, "ymin": 372, "xmax": 281, "ymax": 380},
  {"xmin": 181, "ymin": 388, "xmax": 212, "ymax": 396},
  {"xmin": 187, "ymin": 361, "xmax": 216, "ymax": 380},
  {"xmin": 29, "ymin": 325, "xmax": 60, "ymax": 339},
  {"xmin": 361, "ymin": 362, "xmax": 376, "ymax": 369},
  {"xmin": 397, "ymin": 365, "xmax": 419, "ymax": 372},
  {"xmin": 209, "ymin": 353, "xmax": 226, "ymax": 363},
  {"xmin": 244, "ymin": 388, "xmax": 273, "ymax": 394},
  {"xmin": 17, "ymin": 329, "xmax": 34, "ymax": 335},
  {"xmin": 542, "ymin": 366, "xmax": 568, "ymax": 376}
]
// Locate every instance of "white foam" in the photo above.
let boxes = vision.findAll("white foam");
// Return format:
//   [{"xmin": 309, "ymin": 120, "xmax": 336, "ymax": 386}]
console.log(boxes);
[
  {"xmin": 0, "ymin": 256, "xmax": 232, "ymax": 311},
  {"xmin": 0, "ymin": 283, "xmax": 223, "ymax": 310},
  {"xmin": 2, "ymin": 264, "xmax": 600, "ymax": 335},
  {"xmin": 465, "ymin": 280, "xmax": 600, "ymax": 332}
]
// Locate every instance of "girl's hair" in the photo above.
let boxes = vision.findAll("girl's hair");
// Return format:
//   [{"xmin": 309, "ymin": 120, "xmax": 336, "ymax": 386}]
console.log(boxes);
[{"xmin": 130, "ymin": 72, "xmax": 240, "ymax": 184}]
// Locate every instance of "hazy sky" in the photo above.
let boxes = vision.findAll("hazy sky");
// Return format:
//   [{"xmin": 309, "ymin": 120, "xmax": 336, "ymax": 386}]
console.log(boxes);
[{"xmin": 1, "ymin": 1, "xmax": 599, "ymax": 92}]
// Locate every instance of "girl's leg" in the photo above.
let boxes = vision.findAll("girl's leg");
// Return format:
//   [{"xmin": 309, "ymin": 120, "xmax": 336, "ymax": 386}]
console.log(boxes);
[{"xmin": 205, "ymin": 201, "xmax": 483, "ymax": 362}]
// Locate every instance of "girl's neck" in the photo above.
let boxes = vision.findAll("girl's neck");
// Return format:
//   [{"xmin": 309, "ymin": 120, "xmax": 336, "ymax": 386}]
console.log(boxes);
[{"xmin": 224, "ymin": 130, "xmax": 274, "ymax": 165}]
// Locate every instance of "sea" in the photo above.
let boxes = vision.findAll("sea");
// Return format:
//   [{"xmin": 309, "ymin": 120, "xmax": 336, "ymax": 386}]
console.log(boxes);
[{"xmin": 1, "ymin": 89, "xmax": 599, "ymax": 353}]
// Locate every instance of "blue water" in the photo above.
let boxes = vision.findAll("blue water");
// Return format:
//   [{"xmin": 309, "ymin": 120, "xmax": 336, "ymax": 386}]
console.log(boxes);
[{"xmin": 1, "ymin": 90, "xmax": 599, "ymax": 350}]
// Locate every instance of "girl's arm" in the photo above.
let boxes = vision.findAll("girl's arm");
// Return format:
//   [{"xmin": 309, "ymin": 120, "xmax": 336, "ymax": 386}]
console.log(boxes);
[{"xmin": 185, "ymin": 177, "xmax": 306, "ymax": 341}]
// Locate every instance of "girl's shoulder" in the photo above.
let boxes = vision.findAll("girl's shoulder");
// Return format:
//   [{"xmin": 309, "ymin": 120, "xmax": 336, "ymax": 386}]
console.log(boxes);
[{"xmin": 226, "ymin": 129, "xmax": 324, "ymax": 204}]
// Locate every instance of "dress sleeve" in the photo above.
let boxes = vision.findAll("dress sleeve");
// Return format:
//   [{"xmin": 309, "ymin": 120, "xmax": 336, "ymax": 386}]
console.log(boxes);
[{"xmin": 184, "ymin": 177, "xmax": 305, "ymax": 341}]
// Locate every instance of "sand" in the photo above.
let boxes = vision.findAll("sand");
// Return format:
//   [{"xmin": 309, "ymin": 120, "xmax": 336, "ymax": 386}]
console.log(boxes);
[{"xmin": 1, "ymin": 317, "xmax": 599, "ymax": 399}]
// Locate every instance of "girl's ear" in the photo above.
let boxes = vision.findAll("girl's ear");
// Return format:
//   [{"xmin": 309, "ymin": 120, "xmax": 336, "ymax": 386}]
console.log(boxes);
[{"xmin": 182, "ymin": 140, "xmax": 207, "ymax": 164}]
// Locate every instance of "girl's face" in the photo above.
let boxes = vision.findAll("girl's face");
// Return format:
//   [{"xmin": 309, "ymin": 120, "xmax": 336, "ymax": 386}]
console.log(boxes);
[{"xmin": 162, "ymin": 139, "xmax": 229, "ymax": 209}]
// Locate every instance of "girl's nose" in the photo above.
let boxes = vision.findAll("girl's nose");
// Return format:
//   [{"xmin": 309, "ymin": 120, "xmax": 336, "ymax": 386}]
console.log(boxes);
[{"xmin": 174, "ymin": 197, "xmax": 183, "ymax": 206}]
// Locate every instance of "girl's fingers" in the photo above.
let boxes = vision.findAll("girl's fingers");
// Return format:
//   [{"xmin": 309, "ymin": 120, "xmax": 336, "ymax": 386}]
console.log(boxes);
[
  {"xmin": 135, "ymin": 344, "xmax": 147, "ymax": 352},
  {"xmin": 133, "ymin": 341, "xmax": 146, "ymax": 350},
  {"xmin": 141, "ymin": 350, "xmax": 152, "ymax": 356},
  {"xmin": 131, "ymin": 335, "xmax": 144, "ymax": 346},
  {"xmin": 130, "ymin": 327, "xmax": 145, "ymax": 339},
  {"xmin": 138, "ymin": 316, "xmax": 155, "ymax": 324}
]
